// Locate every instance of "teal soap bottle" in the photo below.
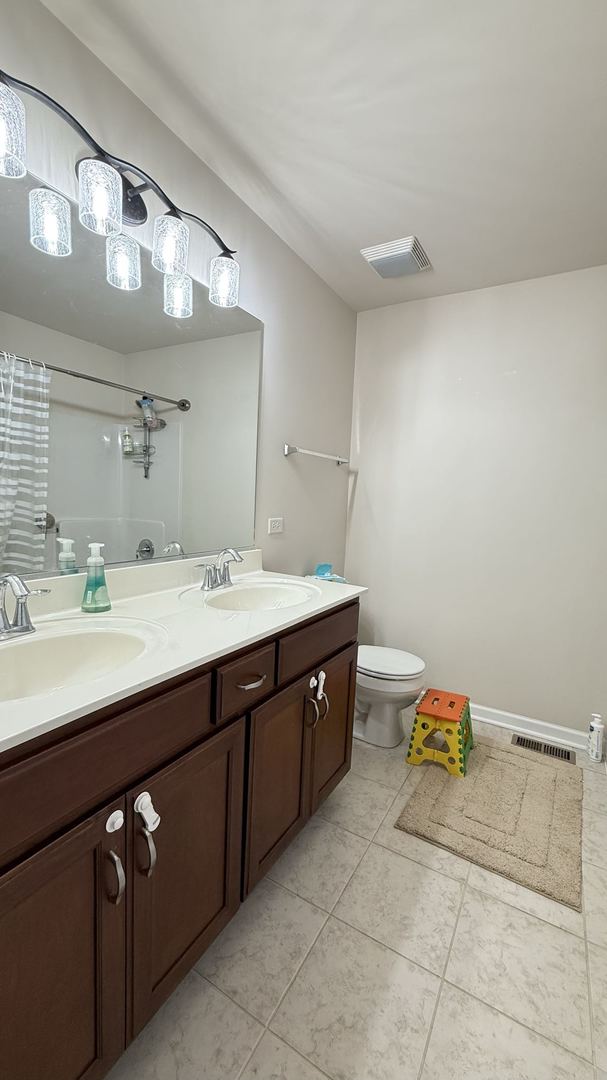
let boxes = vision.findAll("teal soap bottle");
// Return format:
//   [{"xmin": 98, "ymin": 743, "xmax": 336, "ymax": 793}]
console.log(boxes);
[{"xmin": 81, "ymin": 542, "xmax": 111, "ymax": 613}]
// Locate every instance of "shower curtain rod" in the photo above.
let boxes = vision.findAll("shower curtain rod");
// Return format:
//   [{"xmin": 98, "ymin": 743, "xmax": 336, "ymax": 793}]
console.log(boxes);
[{"xmin": 3, "ymin": 351, "xmax": 191, "ymax": 411}]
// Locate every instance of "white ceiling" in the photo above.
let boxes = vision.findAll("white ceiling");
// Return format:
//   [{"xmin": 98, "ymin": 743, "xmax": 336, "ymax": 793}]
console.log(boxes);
[{"xmin": 43, "ymin": 0, "xmax": 607, "ymax": 311}]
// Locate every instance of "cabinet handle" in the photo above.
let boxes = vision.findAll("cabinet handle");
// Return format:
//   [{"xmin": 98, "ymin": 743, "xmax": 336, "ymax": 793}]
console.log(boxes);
[
  {"xmin": 306, "ymin": 697, "xmax": 321, "ymax": 729},
  {"xmin": 139, "ymin": 827, "xmax": 157, "ymax": 878},
  {"xmin": 107, "ymin": 850, "xmax": 126, "ymax": 905},
  {"xmin": 236, "ymin": 673, "xmax": 267, "ymax": 691},
  {"xmin": 320, "ymin": 692, "xmax": 330, "ymax": 720}
]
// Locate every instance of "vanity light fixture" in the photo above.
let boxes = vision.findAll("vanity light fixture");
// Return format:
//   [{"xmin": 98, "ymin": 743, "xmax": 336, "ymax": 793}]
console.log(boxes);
[
  {"xmin": 152, "ymin": 212, "xmax": 189, "ymax": 275},
  {"xmin": 106, "ymin": 233, "xmax": 141, "ymax": 290},
  {"xmin": 164, "ymin": 272, "xmax": 193, "ymax": 318},
  {"xmin": 209, "ymin": 253, "xmax": 240, "ymax": 308},
  {"xmin": 29, "ymin": 187, "xmax": 71, "ymax": 256},
  {"xmin": 0, "ymin": 82, "xmax": 26, "ymax": 178},
  {"xmin": 78, "ymin": 158, "xmax": 122, "ymax": 236},
  {"xmin": 0, "ymin": 68, "xmax": 241, "ymax": 311}
]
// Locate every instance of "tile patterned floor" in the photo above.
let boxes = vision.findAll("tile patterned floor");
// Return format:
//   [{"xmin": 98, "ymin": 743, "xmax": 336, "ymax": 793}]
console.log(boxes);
[{"xmin": 108, "ymin": 726, "xmax": 607, "ymax": 1080}]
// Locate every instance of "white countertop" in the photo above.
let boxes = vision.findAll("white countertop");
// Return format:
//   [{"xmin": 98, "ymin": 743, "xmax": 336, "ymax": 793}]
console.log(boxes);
[{"xmin": 0, "ymin": 556, "xmax": 365, "ymax": 756}]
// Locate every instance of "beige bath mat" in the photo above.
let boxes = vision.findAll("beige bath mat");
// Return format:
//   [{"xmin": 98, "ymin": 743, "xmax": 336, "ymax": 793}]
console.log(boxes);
[{"xmin": 395, "ymin": 738, "xmax": 583, "ymax": 909}]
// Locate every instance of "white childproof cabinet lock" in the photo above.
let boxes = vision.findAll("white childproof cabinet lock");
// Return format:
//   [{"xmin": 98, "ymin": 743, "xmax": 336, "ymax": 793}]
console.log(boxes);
[
  {"xmin": 309, "ymin": 670, "xmax": 329, "ymax": 710},
  {"xmin": 133, "ymin": 791, "xmax": 161, "ymax": 832},
  {"xmin": 105, "ymin": 809, "xmax": 124, "ymax": 834}
]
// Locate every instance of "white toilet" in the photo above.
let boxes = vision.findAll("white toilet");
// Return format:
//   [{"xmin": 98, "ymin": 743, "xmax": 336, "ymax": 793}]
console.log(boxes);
[{"xmin": 354, "ymin": 645, "xmax": 426, "ymax": 748}]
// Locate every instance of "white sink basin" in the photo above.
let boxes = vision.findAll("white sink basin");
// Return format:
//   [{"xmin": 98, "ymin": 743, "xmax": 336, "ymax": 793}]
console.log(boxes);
[
  {"xmin": 0, "ymin": 616, "xmax": 167, "ymax": 703},
  {"xmin": 181, "ymin": 579, "xmax": 321, "ymax": 613}
]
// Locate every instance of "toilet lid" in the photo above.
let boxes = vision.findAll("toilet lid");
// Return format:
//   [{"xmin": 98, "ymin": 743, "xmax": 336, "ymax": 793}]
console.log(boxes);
[{"xmin": 358, "ymin": 646, "xmax": 425, "ymax": 680}]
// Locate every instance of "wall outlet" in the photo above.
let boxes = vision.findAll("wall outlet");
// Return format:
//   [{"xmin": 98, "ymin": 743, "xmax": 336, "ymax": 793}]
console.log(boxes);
[{"xmin": 268, "ymin": 516, "xmax": 284, "ymax": 535}]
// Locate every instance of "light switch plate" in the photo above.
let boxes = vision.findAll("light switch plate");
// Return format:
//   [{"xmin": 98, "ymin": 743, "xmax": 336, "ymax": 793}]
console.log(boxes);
[{"xmin": 268, "ymin": 517, "xmax": 283, "ymax": 535}]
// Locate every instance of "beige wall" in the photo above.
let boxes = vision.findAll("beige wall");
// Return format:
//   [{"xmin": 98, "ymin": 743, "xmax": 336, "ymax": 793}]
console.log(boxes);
[
  {"xmin": 346, "ymin": 266, "xmax": 607, "ymax": 732},
  {"xmin": 2, "ymin": 1, "xmax": 356, "ymax": 576}
]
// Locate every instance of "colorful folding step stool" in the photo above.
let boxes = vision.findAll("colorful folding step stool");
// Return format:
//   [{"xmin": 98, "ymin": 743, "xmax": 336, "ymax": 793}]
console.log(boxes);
[{"xmin": 407, "ymin": 688, "xmax": 474, "ymax": 777}]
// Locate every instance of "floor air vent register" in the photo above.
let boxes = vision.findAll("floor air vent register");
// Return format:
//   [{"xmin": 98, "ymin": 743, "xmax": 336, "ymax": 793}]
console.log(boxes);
[{"xmin": 511, "ymin": 733, "xmax": 576, "ymax": 764}]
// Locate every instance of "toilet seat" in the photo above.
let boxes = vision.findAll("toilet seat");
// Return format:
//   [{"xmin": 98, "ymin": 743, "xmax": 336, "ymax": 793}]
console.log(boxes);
[{"xmin": 357, "ymin": 645, "xmax": 425, "ymax": 682}]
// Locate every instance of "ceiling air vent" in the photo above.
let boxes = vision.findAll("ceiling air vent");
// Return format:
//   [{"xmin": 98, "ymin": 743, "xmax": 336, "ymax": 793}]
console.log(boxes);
[{"xmin": 360, "ymin": 235, "xmax": 432, "ymax": 279}]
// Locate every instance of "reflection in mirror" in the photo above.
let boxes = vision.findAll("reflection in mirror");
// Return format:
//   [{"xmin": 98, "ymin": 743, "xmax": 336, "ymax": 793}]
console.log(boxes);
[{"xmin": 0, "ymin": 175, "xmax": 262, "ymax": 575}]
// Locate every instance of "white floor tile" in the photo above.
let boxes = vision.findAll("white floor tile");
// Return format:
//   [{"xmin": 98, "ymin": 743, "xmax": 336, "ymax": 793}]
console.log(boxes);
[
  {"xmin": 350, "ymin": 739, "xmax": 411, "ymax": 790},
  {"xmin": 196, "ymin": 879, "xmax": 326, "ymax": 1023},
  {"xmin": 335, "ymin": 843, "xmax": 462, "ymax": 974},
  {"xmin": 268, "ymin": 815, "xmax": 368, "ymax": 911},
  {"xmin": 270, "ymin": 917, "xmax": 439, "ymax": 1080},
  {"xmin": 473, "ymin": 720, "xmax": 512, "ymax": 742},
  {"xmin": 583, "ymin": 810, "xmax": 607, "ymax": 870},
  {"xmin": 584, "ymin": 863, "xmax": 607, "ymax": 948},
  {"xmin": 106, "ymin": 972, "xmax": 262, "ymax": 1080},
  {"xmin": 584, "ymin": 773, "xmax": 607, "ymax": 816},
  {"xmin": 373, "ymin": 775, "xmax": 470, "ymax": 881},
  {"xmin": 446, "ymin": 887, "xmax": 592, "ymax": 1060},
  {"xmin": 467, "ymin": 864, "xmax": 584, "ymax": 936},
  {"xmin": 240, "ymin": 1032, "xmax": 326, "ymax": 1079},
  {"xmin": 422, "ymin": 982, "xmax": 594, "ymax": 1079},
  {"xmin": 588, "ymin": 943, "xmax": 607, "ymax": 1071},
  {"xmin": 315, "ymin": 769, "xmax": 395, "ymax": 840}
]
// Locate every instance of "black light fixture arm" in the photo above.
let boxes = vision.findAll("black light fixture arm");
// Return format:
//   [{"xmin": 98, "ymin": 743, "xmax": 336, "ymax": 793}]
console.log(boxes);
[{"xmin": 0, "ymin": 68, "xmax": 236, "ymax": 256}]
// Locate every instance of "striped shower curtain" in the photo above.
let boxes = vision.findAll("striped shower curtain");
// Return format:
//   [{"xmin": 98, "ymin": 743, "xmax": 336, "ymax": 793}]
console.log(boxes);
[{"xmin": 0, "ymin": 354, "xmax": 50, "ymax": 573}]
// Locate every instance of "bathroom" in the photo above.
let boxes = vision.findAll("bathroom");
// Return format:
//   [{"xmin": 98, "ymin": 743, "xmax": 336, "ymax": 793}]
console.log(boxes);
[{"xmin": 0, "ymin": 2, "xmax": 605, "ymax": 1079}]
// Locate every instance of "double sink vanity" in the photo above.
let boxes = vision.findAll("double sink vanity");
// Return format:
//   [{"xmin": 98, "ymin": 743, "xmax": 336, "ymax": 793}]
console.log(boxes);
[{"xmin": 0, "ymin": 550, "xmax": 364, "ymax": 1080}]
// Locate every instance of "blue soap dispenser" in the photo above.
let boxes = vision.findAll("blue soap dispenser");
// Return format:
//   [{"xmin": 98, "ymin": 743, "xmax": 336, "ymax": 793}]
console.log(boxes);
[{"xmin": 81, "ymin": 542, "xmax": 111, "ymax": 613}]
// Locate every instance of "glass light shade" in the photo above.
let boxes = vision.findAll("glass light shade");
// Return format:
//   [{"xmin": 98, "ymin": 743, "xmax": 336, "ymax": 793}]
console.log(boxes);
[
  {"xmin": 152, "ymin": 213, "xmax": 189, "ymax": 274},
  {"xmin": 29, "ymin": 188, "xmax": 71, "ymax": 256},
  {"xmin": 164, "ymin": 273, "xmax": 193, "ymax": 318},
  {"xmin": 209, "ymin": 254, "xmax": 240, "ymax": 308},
  {"xmin": 106, "ymin": 233, "xmax": 141, "ymax": 290},
  {"xmin": 0, "ymin": 84, "xmax": 26, "ymax": 178},
  {"xmin": 78, "ymin": 158, "xmax": 122, "ymax": 235}
]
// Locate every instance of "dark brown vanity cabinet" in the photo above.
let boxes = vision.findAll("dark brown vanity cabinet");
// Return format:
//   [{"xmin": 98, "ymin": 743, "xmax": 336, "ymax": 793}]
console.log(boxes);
[
  {"xmin": 245, "ymin": 641, "xmax": 358, "ymax": 893},
  {"xmin": 0, "ymin": 798, "xmax": 127, "ymax": 1080},
  {"xmin": 309, "ymin": 642, "xmax": 357, "ymax": 813},
  {"xmin": 0, "ymin": 600, "xmax": 358, "ymax": 1080},
  {"xmin": 129, "ymin": 720, "xmax": 245, "ymax": 1035}
]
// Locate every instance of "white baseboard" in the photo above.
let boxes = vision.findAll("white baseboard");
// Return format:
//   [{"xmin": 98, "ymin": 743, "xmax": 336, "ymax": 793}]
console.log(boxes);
[{"xmin": 471, "ymin": 701, "xmax": 588, "ymax": 753}]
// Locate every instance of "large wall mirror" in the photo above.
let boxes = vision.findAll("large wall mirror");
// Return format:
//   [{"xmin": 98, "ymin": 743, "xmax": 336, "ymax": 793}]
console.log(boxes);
[{"xmin": 0, "ymin": 171, "xmax": 262, "ymax": 576}]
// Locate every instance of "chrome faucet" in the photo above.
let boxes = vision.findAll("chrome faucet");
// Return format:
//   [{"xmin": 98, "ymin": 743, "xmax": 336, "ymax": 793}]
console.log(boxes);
[
  {"xmin": 217, "ymin": 548, "xmax": 244, "ymax": 587},
  {"xmin": 0, "ymin": 574, "xmax": 50, "ymax": 639},
  {"xmin": 199, "ymin": 548, "xmax": 244, "ymax": 591}
]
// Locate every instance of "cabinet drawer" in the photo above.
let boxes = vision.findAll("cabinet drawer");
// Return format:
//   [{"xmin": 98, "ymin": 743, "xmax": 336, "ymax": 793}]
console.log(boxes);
[
  {"xmin": 216, "ymin": 643, "xmax": 276, "ymax": 722},
  {"xmin": 0, "ymin": 673, "xmax": 212, "ymax": 870},
  {"xmin": 277, "ymin": 602, "xmax": 359, "ymax": 685}
]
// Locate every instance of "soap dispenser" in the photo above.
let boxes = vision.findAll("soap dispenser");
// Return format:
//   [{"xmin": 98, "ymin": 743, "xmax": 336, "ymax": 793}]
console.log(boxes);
[
  {"xmin": 81, "ymin": 542, "xmax": 111, "ymax": 613},
  {"xmin": 56, "ymin": 536, "xmax": 78, "ymax": 574}
]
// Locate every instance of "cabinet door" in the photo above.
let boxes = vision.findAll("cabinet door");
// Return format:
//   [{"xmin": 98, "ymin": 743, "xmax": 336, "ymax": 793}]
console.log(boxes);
[
  {"xmin": 0, "ymin": 799, "xmax": 126, "ymax": 1080},
  {"xmin": 310, "ymin": 644, "xmax": 358, "ymax": 813},
  {"xmin": 245, "ymin": 673, "xmax": 315, "ymax": 894},
  {"xmin": 129, "ymin": 719, "xmax": 245, "ymax": 1036}
]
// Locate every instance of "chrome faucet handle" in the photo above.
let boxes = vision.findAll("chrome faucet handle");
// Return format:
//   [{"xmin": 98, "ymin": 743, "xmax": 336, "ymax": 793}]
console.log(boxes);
[
  {"xmin": 217, "ymin": 548, "xmax": 244, "ymax": 587},
  {"xmin": 0, "ymin": 580, "xmax": 11, "ymax": 632},
  {"xmin": 10, "ymin": 586, "xmax": 50, "ymax": 635},
  {"xmin": 200, "ymin": 563, "xmax": 220, "ymax": 591},
  {"xmin": 0, "ymin": 574, "xmax": 50, "ymax": 638}
]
